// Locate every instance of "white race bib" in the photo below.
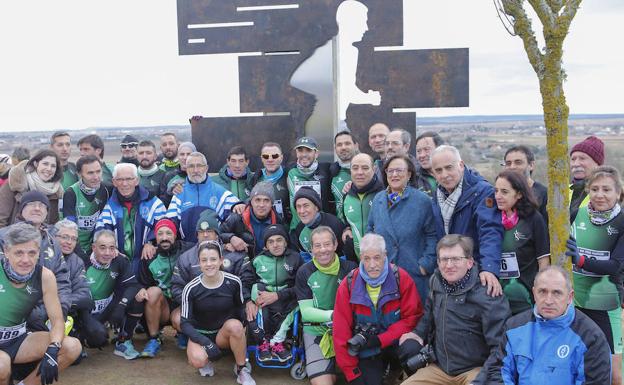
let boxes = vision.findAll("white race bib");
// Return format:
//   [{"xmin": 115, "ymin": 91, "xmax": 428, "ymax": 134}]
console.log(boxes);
[
  {"xmin": 273, "ymin": 199, "xmax": 284, "ymax": 217},
  {"xmin": 77, "ymin": 213, "xmax": 98, "ymax": 231},
  {"xmin": 92, "ymin": 294, "xmax": 114, "ymax": 314},
  {"xmin": 0, "ymin": 322, "xmax": 26, "ymax": 343},
  {"xmin": 500, "ymin": 252, "xmax": 520, "ymax": 279},
  {"xmin": 575, "ymin": 247, "xmax": 610, "ymax": 277},
  {"xmin": 294, "ymin": 180, "xmax": 322, "ymax": 200}
]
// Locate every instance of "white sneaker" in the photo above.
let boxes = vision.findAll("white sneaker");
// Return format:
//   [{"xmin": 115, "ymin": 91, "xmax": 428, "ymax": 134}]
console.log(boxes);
[
  {"xmin": 199, "ymin": 362, "xmax": 215, "ymax": 377},
  {"xmin": 236, "ymin": 366, "xmax": 256, "ymax": 385}
]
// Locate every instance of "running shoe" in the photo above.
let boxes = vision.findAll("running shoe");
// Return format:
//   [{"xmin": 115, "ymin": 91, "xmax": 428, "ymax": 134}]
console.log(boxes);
[
  {"xmin": 198, "ymin": 361, "xmax": 215, "ymax": 377},
  {"xmin": 236, "ymin": 366, "xmax": 256, "ymax": 385},
  {"xmin": 271, "ymin": 342, "xmax": 292, "ymax": 362},
  {"xmin": 140, "ymin": 338, "xmax": 161, "ymax": 358},
  {"xmin": 175, "ymin": 333, "xmax": 188, "ymax": 350},
  {"xmin": 257, "ymin": 340, "xmax": 272, "ymax": 362},
  {"xmin": 114, "ymin": 340, "xmax": 140, "ymax": 360}
]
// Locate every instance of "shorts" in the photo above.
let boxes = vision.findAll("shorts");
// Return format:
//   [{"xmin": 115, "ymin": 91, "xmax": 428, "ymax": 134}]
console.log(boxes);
[
  {"xmin": 0, "ymin": 333, "xmax": 29, "ymax": 361},
  {"xmin": 579, "ymin": 307, "xmax": 623, "ymax": 354},
  {"xmin": 303, "ymin": 332, "xmax": 335, "ymax": 379}
]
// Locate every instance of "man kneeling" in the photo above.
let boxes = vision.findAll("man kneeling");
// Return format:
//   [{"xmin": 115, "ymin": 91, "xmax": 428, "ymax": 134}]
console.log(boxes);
[{"xmin": 0, "ymin": 223, "xmax": 81, "ymax": 385}]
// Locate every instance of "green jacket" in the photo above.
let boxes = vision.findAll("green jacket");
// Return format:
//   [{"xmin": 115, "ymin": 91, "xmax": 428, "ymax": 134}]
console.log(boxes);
[{"xmin": 212, "ymin": 164, "xmax": 254, "ymax": 201}]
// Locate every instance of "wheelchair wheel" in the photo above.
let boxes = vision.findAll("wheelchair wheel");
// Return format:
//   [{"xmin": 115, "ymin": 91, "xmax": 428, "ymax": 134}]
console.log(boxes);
[{"xmin": 290, "ymin": 361, "xmax": 307, "ymax": 380}]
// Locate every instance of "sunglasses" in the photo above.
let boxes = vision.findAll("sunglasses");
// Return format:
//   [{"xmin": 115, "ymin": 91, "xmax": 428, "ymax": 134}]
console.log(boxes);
[
  {"xmin": 261, "ymin": 153, "xmax": 280, "ymax": 160},
  {"xmin": 120, "ymin": 143, "xmax": 138, "ymax": 149}
]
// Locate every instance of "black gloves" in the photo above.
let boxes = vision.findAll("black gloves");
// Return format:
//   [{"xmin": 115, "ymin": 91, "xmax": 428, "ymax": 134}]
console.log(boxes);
[
  {"xmin": 565, "ymin": 237, "xmax": 584, "ymax": 267},
  {"xmin": 348, "ymin": 333, "xmax": 381, "ymax": 356},
  {"xmin": 203, "ymin": 340, "xmax": 223, "ymax": 361},
  {"xmin": 38, "ymin": 344, "xmax": 60, "ymax": 385},
  {"xmin": 398, "ymin": 338, "xmax": 423, "ymax": 366},
  {"xmin": 108, "ymin": 299, "xmax": 127, "ymax": 329}
]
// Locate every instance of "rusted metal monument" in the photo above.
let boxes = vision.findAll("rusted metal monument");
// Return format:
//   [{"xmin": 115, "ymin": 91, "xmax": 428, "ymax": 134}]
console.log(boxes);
[{"xmin": 177, "ymin": 0, "xmax": 469, "ymax": 168}]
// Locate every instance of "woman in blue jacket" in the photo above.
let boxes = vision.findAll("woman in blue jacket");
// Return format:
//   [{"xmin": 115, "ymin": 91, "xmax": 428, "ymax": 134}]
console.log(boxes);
[{"xmin": 367, "ymin": 154, "xmax": 437, "ymax": 299}]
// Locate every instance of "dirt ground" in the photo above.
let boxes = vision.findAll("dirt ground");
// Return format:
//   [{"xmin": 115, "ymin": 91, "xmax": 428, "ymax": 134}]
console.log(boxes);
[{"xmin": 60, "ymin": 327, "xmax": 348, "ymax": 385}]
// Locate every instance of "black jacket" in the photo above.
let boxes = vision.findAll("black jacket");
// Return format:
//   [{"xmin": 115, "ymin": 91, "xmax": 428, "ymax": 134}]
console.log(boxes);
[
  {"xmin": 219, "ymin": 205, "xmax": 281, "ymax": 258},
  {"xmin": 290, "ymin": 212, "xmax": 346, "ymax": 258},
  {"xmin": 414, "ymin": 264, "xmax": 511, "ymax": 383}
]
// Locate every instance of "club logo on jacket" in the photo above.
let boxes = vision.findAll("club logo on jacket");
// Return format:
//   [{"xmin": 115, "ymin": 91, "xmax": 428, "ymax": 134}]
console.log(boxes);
[
  {"xmin": 557, "ymin": 344, "xmax": 570, "ymax": 359},
  {"xmin": 607, "ymin": 225, "xmax": 619, "ymax": 236}
]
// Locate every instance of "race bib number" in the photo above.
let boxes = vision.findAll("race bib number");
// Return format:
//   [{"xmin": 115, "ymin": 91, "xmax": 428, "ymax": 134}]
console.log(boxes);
[
  {"xmin": 78, "ymin": 213, "xmax": 98, "ymax": 230},
  {"xmin": 294, "ymin": 180, "xmax": 322, "ymax": 200},
  {"xmin": 574, "ymin": 247, "xmax": 610, "ymax": 277},
  {"xmin": 499, "ymin": 252, "xmax": 520, "ymax": 279},
  {"xmin": 274, "ymin": 199, "xmax": 284, "ymax": 217},
  {"xmin": 0, "ymin": 322, "xmax": 26, "ymax": 343},
  {"xmin": 92, "ymin": 295, "xmax": 114, "ymax": 314}
]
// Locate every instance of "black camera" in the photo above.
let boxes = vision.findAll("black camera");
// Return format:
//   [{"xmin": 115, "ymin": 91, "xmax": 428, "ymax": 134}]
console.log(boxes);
[
  {"xmin": 405, "ymin": 344, "xmax": 435, "ymax": 373},
  {"xmin": 347, "ymin": 323, "xmax": 378, "ymax": 356}
]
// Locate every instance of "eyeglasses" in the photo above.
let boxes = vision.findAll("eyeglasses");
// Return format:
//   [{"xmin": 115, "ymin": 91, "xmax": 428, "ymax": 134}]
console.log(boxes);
[
  {"xmin": 437, "ymin": 256, "xmax": 469, "ymax": 265},
  {"xmin": 57, "ymin": 234, "xmax": 78, "ymax": 242},
  {"xmin": 261, "ymin": 153, "xmax": 281, "ymax": 160},
  {"xmin": 120, "ymin": 143, "xmax": 138, "ymax": 149},
  {"xmin": 386, "ymin": 168, "xmax": 407, "ymax": 175},
  {"xmin": 113, "ymin": 177, "xmax": 137, "ymax": 184}
]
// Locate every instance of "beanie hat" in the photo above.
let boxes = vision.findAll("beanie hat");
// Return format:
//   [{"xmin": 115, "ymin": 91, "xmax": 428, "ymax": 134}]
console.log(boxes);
[
  {"xmin": 19, "ymin": 190, "xmax": 50, "ymax": 213},
  {"xmin": 250, "ymin": 182, "xmax": 275, "ymax": 203},
  {"xmin": 263, "ymin": 224, "xmax": 289, "ymax": 246},
  {"xmin": 570, "ymin": 136, "xmax": 604, "ymax": 166},
  {"xmin": 196, "ymin": 209, "xmax": 220, "ymax": 234},
  {"xmin": 154, "ymin": 218, "xmax": 177, "ymax": 237},
  {"xmin": 294, "ymin": 186, "xmax": 321, "ymax": 211}
]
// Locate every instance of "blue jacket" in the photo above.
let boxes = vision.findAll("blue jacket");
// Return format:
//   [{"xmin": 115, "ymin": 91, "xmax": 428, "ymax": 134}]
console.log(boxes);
[
  {"xmin": 431, "ymin": 167, "xmax": 503, "ymax": 275},
  {"xmin": 166, "ymin": 175, "xmax": 241, "ymax": 243},
  {"xmin": 486, "ymin": 304, "xmax": 611, "ymax": 385},
  {"xmin": 96, "ymin": 186, "xmax": 167, "ymax": 273},
  {"xmin": 367, "ymin": 186, "xmax": 437, "ymax": 299}
]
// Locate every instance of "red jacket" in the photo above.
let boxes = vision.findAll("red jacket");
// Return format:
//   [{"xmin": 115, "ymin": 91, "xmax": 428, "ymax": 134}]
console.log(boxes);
[{"xmin": 333, "ymin": 265, "xmax": 423, "ymax": 381}]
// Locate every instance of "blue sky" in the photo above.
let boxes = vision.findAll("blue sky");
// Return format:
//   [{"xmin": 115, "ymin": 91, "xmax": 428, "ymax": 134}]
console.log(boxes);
[{"xmin": 0, "ymin": 0, "xmax": 621, "ymax": 131}]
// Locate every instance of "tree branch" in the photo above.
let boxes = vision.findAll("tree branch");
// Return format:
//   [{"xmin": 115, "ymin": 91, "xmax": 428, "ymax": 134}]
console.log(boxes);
[
  {"xmin": 528, "ymin": 0, "xmax": 555, "ymax": 30},
  {"xmin": 547, "ymin": 0, "xmax": 563, "ymax": 14},
  {"xmin": 558, "ymin": 0, "xmax": 583, "ymax": 32},
  {"xmin": 501, "ymin": 0, "xmax": 544, "ymax": 76}
]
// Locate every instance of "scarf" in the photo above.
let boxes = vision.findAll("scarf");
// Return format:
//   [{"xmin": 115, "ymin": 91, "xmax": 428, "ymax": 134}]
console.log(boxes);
[
  {"xmin": 225, "ymin": 168, "xmax": 247, "ymax": 180},
  {"xmin": 441, "ymin": 267, "xmax": 472, "ymax": 294},
  {"xmin": 502, "ymin": 209, "xmax": 519, "ymax": 230},
  {"xmin": 338, "ymin": 160, "xmax": 351, "ymax": 169},
  {"xmin": 162, "ymin": 158, "xmax": 179, "ymax": 169},
  {"xmin": 79, "ymin": 179, "xmax": 99, "ymax": 196},
  {"xmin": 313, "ymin": 254, "xmax": 340, "ymax": 276},
  {"xmin": 588, "ymin": 202, "xmax": 621, "ymax": 226},
  {"xmin": 138, "ymin": 164, "xmax": 159, "ymax": 177},
  {"xmin": 2, "ymin": 257, "xmax": 35, "ymax": 283},
  {"xmin": 297, "ymin": 161, "xmax": 319, "ymax": 177},
  {"xmin": 305, "ymin": 212, "xmax": 323, "ymax": 229},
  {"xmin": 436, "ymin": 179, "xmax": 464, "ymax": 234},
  {"xmin": 262, "ymin": 166, "xmax": 284, "ymax": 184},
  {"xmin": 359, "ymin": 257, "xmax": 389, "ymax": 288},
  {"xmin": 386, "ymin": 186, "xmax": 406, "ymax": 208},
  {"xmin": 26, "ymin": 171, "xmax": 62, "ymax": 196},
  {"xmin": 89, "ymin": 253, "xmax": 110, "ymax": 270},
  {"xmin": 352, "ymin": 174, "xmax": 381, "ymax": 195}
]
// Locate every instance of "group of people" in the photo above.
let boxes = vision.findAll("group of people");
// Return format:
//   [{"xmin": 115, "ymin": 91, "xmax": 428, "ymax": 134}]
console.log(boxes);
[{"xmin": 0, "ymin": 125, "xmax": 620, "ymax": 385}]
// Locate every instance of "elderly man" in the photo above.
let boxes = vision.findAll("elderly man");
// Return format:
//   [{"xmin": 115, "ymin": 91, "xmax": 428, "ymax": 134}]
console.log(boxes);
[
  {"xmin": 159, "ymin": 141, "xmax": 196, "ymax": 206},
  {"xmin": 368, "ymin": 123, "xmax": 390, "ymax": 169},
  {"xmin": 486, "ymin": 265, "xmax": 611, "ymax": 384},
  {"xmin": 503, "ymin": 145, "xmax": 548, "ymax": 224},
  {"xmin": 569, "ymin": 135, "xmax": 604, "ymax": 216},
  {"xmin": 249, "ymin": 142, "xmax": 291, "ymax": 226},
  {"xmin": 430, "ymin": 145, "xmax": 504, "ymax": 296},
  {"xmin": 137, "ymin": 140, "xmax": 167, "ymax": 199},
  {"xmin": 213, "ymin": 146, "xmax": 254, "ymax": 200},
  {"xmin": 287, "ymin": 136, "xmax": 332, "ymax": 231},
  {"xmin": 0, "ymin": 223, "xmax": 81, "ymax": 385},
  {"xmin": 95, "ymin": 163, "xmax": 168, "ymax": 273},
  {"xmin": 399, "ymin": 234, "xmax": 510, "ymax": 385},
  {"xmin": 341, "ymin": 153, "xmax": 383, "ymax": 259},
  {"xmin": 414, "ymin": 131, "xmax": 443, "ymax": 197},
  {"xmin": 295, "ymin": 226, "xmax": 357, "ymax": 385},
  {"xmin": 50, "ymin": 131, "xmax": 78, "ymax": 190},
  {"xmin": 166, "ymin": 152, "xmax": 242, "ymax": 243},
  {"xmin": 220, "ymin": 182, "xmax": 281, "ymax": 257},
  {"xmin": 333, "ymin": 233, "xmax": 422, "ymax": 385},
  {"xmin": 62, "ymin": 155, "xmax": 109, "ymax": 258},
  {"xmin": 330, "ymin": 131, "xmax": 358, "ymax": 222}
]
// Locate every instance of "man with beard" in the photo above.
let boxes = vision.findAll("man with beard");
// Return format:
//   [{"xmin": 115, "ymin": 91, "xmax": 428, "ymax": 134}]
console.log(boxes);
[
  {"xmin": 503, "ymin": 145, "xmax": 548, "ymax": 225},
  {"xmin": 95, "ymin": 163, "xmax": 168, "ymax": 274},
  {"xmin": 341, "ymin": 154, "xmax": 384, "ymax": 260},
  {"xmin": 159, "ymin": 141, "xmax": 195, "ymax": 207},
  {"xmin": 166, "ymin": 152, "xmax": 242, "ymax": 243},
  {"xmin": 137, "ymin": 140, "xmax": 166, "ymax": 199},
  {"xmin": 50, "ymin": 131, "xmax": 78, "ymax": 191},
  {"xmin": 330, "ymin": 131, "xmax": 358, "ymax": 222},
  {"xmin": 118, "ymin": 135, "xmax": 139, "ymax": 166},
  {"xmin": 62, "ymin": 155, "xmax": 109, "ymax": 259},
  {"xmin": 137, "ymin": 219, "xmax": 191, "ymax": 358},
  {"xmin": 414, "ymin": 131, "xmax": 443, "ymax": 197},
  {"xmin": 287, "ymin": 136, "xmax": 332, "ymax": 231},
  {"xmin": 158, "ymin": 132, "xmax": 179, "ymax": 173},
  {"xmin": 213, "ymin": 146, "xmax": 254, "ymax": 201},
  {"xmin": 249, "ymin": 142, "xmax": 291, "ymax": 227}
]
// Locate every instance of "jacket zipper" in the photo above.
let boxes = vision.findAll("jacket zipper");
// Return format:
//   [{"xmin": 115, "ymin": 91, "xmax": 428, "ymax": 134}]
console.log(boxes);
[{"xmin": 443, "ymin": 293, "xmax": 449, "ymax": 373}]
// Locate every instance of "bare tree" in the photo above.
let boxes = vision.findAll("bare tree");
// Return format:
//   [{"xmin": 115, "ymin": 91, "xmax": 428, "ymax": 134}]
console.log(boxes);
[{"xmin": 497, "ymin": 0, "xmax": 582, "ymax": 269}]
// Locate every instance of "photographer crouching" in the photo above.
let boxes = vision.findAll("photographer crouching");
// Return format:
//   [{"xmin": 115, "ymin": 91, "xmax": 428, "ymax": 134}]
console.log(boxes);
[
  {"xmin": 398, "ymin": 234, "xmax": 510, "ymax": 385},
  {"xmin": 333, "ymin": 233, "xmax": 423, "ymax": 385}
]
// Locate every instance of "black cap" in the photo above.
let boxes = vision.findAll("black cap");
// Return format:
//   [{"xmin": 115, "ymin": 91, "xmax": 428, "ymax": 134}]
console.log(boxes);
[
  {"xmin": 121, "ymin": 135, "xmax": 139, "ymax": 145},
  {"xmin": 294, "ymin": 136, "xmax": 318, "ymax": 150},
  {"xmin": 19, "ymin": 190, "xmax": 50, "ymax": 213},
  {"xmin": 294, "ymin": 186, "xmax": 321, "ymax": 211},
  {"xmin": 263, "ymin": 224, "xmax": 289, "ymax": 246}
]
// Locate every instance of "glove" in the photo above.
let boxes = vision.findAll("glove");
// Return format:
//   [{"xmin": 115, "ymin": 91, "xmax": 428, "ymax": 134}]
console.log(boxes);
[
  {"xmin": 347, "ymin": 333, "xmax": 368, "ymax": 356},
  {"xmin": 398, "ymin": 338, "xmax": 423, "ymax": 366},
  {"xmin": 108, "ymin": 300, "xmax": 127, "ymax": 329},
  {"xmin": 203, "ymin": 340, "xmax": 223, "ymax": 361},
  {"xmin": 37, "ymin": 344, "xmax": 60, "ymax": 385},
  {"xmin": 565, "ymin": 237, "xmax": 584, "ymax": 268}
]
